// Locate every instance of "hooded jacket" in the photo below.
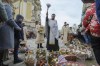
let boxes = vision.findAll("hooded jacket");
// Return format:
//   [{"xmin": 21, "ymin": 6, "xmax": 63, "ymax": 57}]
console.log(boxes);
[
  {"xmin": 0, "ymin": 0, "xmax": 8, "ymax": 22},
  {"xmin": 14, "ymin": 15, "xmax": 24, "ymax": 40}
]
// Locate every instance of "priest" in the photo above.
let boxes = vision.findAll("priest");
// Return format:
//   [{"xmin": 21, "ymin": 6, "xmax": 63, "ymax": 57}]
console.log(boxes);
[
  {"xmin": 61, "ymin": 22, "xmax": 69, "ymax": 45},
  {"xmin": 45, "ymin": 12, "xmax": 59, "ymax": 52}
]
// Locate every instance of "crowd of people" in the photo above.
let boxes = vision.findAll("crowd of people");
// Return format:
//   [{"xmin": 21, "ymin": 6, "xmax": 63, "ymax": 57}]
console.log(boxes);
[
  {"xmin": 1, "ymin": 0, "xmax": 100, "ymax": 66},
  {"xmin": 35, "ymin": 1, "xmax": 100, "ymax": 66}
]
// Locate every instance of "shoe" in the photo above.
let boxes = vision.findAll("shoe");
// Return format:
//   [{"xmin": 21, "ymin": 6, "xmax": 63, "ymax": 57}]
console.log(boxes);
[
  {"xmin": 2, "ymin": 64, "xmax": 8, "ymax": 66},
  {"xmin": 14, "ymin": 58, "xmax": 23, "ymax": 64},
  {"xmin": 0, "ymin": 60, "xmax": 8, "ymax": 66},
  {"xmin": 40, "ymin": 46, "xmax": 43, "ymax": 48},
  {"xmin": 65, "ymin": 43, "xmax": 67, "ymax": 45},
  {"xmin": 40, "ymin": 44, "xmax": 43, "ymax": 48},
  {"xmin": 0, "ymin": 63, "xmax": 8, "ymax": 66},
  {"xmin": 37, "ymin": 44, "xmax": 39, "ymax": 48}
]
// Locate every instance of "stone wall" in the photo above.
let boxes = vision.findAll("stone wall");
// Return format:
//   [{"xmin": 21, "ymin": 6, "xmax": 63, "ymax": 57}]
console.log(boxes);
[{"xmin": 12, "ymin": 0, "xmax": 42, "ymax": 28}]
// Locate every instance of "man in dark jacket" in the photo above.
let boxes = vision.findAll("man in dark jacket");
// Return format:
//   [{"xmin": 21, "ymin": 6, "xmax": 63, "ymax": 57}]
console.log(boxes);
[{"xmin": 14, "ymin": 14, "xmax": 24, "ymax": 64}]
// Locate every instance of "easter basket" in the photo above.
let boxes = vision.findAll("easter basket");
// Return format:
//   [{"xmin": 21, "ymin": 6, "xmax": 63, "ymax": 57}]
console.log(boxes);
[
  {"xmin": 25, "ymin": 58, "xmax": 34, "ymax": 66},
  {"xmin": 57, "ymin": 62, "xmax": 85, "ymax": 66},
  {"xmin": 65, "ymin": 55, "xmax": 77, "ymax": 62},
  {"xmin": 24, "ymin": 51, "xmax": 34, "ymax": 66}
]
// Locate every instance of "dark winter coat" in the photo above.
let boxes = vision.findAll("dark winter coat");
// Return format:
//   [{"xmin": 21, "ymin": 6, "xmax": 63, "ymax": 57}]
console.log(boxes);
[
  {"xmin": 14, "ymin": 15, "xmax": 24, "ymax": 40},
  {"xmin": 96, "ymin": 0, "xmax": 100, "ymax": 24},
  {"xmin": 0, "ymin": 3, "xmax": 20, "ymax": 50}
]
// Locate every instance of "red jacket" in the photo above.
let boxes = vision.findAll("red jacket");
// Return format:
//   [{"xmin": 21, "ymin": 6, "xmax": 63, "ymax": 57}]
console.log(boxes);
[
  {"xmin": 83, "ymin": 3, "xmax": 100, "ymax": 37},
  {"xmin": 82, "ymin": 5, "xmax": 95, "ymax": 28}
]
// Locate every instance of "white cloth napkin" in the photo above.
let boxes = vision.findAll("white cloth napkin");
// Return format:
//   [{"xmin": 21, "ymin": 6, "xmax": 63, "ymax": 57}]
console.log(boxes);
[{"xmin": 58, "ymin": 55, "xmax": 67, "ymax": 64}]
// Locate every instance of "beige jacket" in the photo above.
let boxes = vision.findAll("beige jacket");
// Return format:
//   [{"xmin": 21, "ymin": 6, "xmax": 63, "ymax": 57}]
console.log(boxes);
[{"xmin": 35, "ymin": 24, "xmax": 45, "ymax": 44}]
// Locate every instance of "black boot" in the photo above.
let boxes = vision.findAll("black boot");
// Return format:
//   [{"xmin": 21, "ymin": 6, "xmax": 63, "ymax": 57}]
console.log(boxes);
[
  {"xmin": 0, "ymin": 60, "xmax": 2, "ymax": 66},
  {"xmin": 14, "ymin": 58, "xmax": 23, "ymax": 64},
  {"xmin": 37, "ymin": 44, "xmax": 40, "ymax": 48},
  {"xmin": 0, "ymin": 60, "xmax": 8, "ymax": 66},
  {"xmin": 40, "ymin": 43, "xmax": 43, "ymax": 48},
  {"xmin": 2, "ymin": 65, "xmax": 8, "ymax": 66},
  {"xmin": 14, "ymin": 51, "xmax": 23, "ymax": 64}
]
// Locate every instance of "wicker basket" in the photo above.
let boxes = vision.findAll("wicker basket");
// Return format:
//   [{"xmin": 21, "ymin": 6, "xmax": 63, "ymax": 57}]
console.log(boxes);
[
  {"xmin": 36, "ymin": 58, "xmax": 46, "ymax": 66},
  {"xmin": 57, "ymin": 62, "xmax": 84, "ymax": 66},
  {"xmin": 25, "ymin": 58, "xmax": 34, "ymax": 66},
  {"xmin": 24, "ymin": 52, "xmax": 34, "ymax": 66},
  {"xmin": 65, "ymin": 55, "xmax": 77, "ymax": 62}
]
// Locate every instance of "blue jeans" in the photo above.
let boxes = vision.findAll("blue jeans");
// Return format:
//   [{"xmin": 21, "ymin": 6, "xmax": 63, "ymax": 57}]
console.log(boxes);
[
  {"xmin": 83, "ymin": 34, "xmax": 91, "ymax": 44},
  {"xmin": 14, "ymin": 39, "xmax": 20, "ymax": 60}
]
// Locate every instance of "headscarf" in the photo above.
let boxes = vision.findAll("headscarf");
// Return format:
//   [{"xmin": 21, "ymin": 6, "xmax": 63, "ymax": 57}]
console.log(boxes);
[{"xmin": 0, "ymin": 0, "xmax": 8, "ymax": 22}]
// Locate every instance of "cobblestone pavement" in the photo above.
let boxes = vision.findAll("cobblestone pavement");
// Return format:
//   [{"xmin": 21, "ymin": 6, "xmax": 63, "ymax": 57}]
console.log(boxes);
[{"xmin": 5, "ymin": 39, "xmax": 98, "ymax": 66}]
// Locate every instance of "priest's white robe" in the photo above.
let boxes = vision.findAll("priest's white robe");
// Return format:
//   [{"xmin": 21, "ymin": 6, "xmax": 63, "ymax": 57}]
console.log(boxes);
[
  {"xmin": 45, "ymin": 19, "xmax": 59, "ymax": 51},
  {"xmin": 61, "ymin": 25, "xmax": 69, "ymax": 44}
]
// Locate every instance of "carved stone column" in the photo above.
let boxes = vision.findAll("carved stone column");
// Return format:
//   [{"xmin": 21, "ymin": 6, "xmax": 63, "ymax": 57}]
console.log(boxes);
[{"xmin": 32, "ymin": 0, "xmax": 41, "ymax": 22}]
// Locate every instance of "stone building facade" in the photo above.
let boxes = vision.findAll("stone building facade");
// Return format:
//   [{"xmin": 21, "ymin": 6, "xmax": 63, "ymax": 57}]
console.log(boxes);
[{"xmin": 12, "ymin": 0, "xmax": 41, "ymax": 28}]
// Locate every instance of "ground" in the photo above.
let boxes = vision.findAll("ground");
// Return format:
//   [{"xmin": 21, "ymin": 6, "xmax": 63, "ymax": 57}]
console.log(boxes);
[{"xmin": 5, "ymin": 39, "xmax": 98, "ymax": 66}]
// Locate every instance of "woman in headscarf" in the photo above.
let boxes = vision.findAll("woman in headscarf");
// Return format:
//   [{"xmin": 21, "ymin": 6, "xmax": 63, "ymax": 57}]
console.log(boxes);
[
  {"xmin": 82, "ymin": 3, "xmax": 100, "ymax": 65},
  {"xmin": 0, "ymin": 0, "xmax": 8, "ymax": 66},
  {"xmin": 0, "ymin": 0, "xmax": 21, "ymax": 66}
]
